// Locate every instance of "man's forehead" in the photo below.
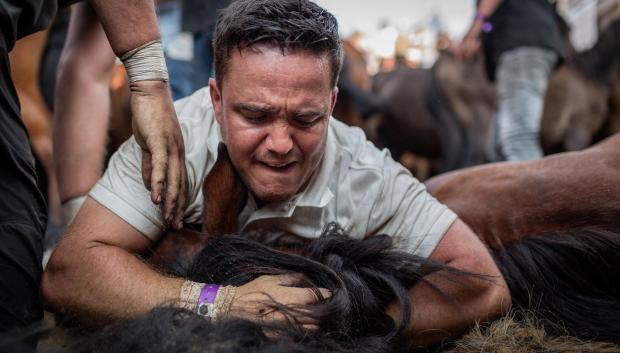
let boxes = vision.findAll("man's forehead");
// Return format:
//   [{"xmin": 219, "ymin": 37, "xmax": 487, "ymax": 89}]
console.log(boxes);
[
  {"xmin": 230, "ymin": 44, "xmax": 330, "ymax": 66},
  {"xmin": 219, "ymin": 45, "xmax": 333, "ymax": 90}
]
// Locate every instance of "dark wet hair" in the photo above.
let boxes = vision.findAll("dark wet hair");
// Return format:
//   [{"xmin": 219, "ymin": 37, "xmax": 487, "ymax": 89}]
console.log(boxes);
[
  {"xmin": 213, "ymin": 0, "xmax": 343, "ymax": 88},
  {"xmin": 186, "ymin": 227, "xmax": 463, "ymax": 345},
  {"xmin": 66, "ymin": 223, "xmax": 620, "ymax": 352},
  {"xmin": 70, "ymin": 224, "xmax": 469, "ymax": 353}
]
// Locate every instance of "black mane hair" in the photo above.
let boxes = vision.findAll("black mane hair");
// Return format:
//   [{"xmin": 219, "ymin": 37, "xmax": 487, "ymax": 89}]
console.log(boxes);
[
  {"xmin": 69, "ymin": 224, "xmax": 471, "ymax": 353},
  {"xmin": 68, "ymin": 224, "xmax": 620, "ymax": 352},
  {"xmin": 185, "ymin": 223, "xmax": 471, "ymax": 346},
  {"xmin": 494, "ymin": 225, "xmax": 620, "ymax": 342}
]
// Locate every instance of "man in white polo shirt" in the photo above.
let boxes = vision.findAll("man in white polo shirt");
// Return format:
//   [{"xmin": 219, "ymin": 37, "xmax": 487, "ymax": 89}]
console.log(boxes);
[{"xmin": 42, "ymin": 0, "xmax": 510, "ymax": 347}]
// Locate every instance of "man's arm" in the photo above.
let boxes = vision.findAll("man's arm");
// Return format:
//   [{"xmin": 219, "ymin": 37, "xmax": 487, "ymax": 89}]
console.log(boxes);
[
  {"xmin": 42, "ymin": 198, "xmax": 326, "ymax": 324},
  {"xmin": 456, "ymin": 0, "xmax": 503, "ymax": 59},
  {"xmin": 386, "ymin": 219, "xmax": 511, "ymax": 348},
  {"xmin": 54, "ymin": 3, "xmax": 116, "ymax": 207},
  {"xmin": 42, "ymin": 198, "xmax": 183, "ymax": 322},
  {"xmin": 84, "ymin": 0, "xmax": 187, "ymax": 228}
]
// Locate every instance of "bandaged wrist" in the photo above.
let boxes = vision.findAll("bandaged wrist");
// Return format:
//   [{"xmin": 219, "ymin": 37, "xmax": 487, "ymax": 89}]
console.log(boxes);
[
  {"xmin": 178, "ymin": 281, "xmax": 236, "ymax": 320},
  {"xmin": 120, "ymin": 40, "xmax": 169, "ymax": 83},
  {"xmin": 178, "ymin": 280, "xmax": 203, "ymax": 311},
  {"xmin": 211, "ymin": 285, "xmax": 237, "ymax": 321}
]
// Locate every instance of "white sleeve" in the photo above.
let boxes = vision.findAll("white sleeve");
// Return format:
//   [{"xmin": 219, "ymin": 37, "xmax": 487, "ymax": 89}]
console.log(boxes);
[
  {"xmin": 368, "ymin": 151, "xmax": 457, "ymax": 258},
  {"xmin": 88, "ymin": 88, "xmax": 219, "ymax": 242},
  {"xmin": 89, "ymin": 136, "xmax": 165, "ymax": 241}
]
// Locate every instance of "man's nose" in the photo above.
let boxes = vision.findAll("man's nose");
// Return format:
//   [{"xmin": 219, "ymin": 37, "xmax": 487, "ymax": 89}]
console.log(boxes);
[{"xmin": 265, "ymin": 124, "xmax": 294, "ymax": 155}]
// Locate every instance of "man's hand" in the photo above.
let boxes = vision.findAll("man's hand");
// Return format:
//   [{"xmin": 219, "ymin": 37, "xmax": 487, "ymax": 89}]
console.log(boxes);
[
  {"xmin": 129, "ymin": 80, "xmax": 187, "ymax": 229},
  {"xmin": 229, "ymin": 274, "xmax": 331, "ymax": 331},
  {"xmin": 455, "ymin": 35, "xmax": 481, "ymax": 60}
]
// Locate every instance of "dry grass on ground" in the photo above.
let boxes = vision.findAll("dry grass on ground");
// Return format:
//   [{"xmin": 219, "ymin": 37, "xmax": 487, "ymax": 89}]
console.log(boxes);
[{"xmin": 443, "ymin": 313, "xmax": 620, "ymax": 353}]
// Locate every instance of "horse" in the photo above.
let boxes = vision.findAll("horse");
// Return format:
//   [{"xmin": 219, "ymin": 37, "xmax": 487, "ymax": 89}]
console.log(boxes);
[
  {"xmin": 142, "ymin": 138, "xmax": 620, "ymax": 348},
  {"xmin": 425, "ymin": 132, "xmax": 620, "ymax": 250},
  {"xmin": 373, "ymin": 17, "xmax": 620, "ymax": 174},
  {"xmin": 332, "ymin": 39, "xmax": 370, "ymax": 129}
]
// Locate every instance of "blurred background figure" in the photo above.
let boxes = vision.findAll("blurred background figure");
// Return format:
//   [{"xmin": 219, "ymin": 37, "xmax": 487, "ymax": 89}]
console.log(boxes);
[
  {"xmin": 159, "ymin": 0, "xmax": 231, "ymax": 100},
  {"xmin": 457, "ymin": 0, "xmax": 565, "ymax": 162}
]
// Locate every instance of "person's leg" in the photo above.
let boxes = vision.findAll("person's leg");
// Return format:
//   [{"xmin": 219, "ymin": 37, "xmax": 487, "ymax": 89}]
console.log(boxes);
[
  {"xmin": 0, "ymin": 42, "xmax": 46, "ymax": 339},
  {"xmin": 158, "ymin": 1, "xmax": 194, "ymax": 100},
  {"xmin": 494, "ymin": 47, "xmax": 558, "ymax": 161},
  {"xmin": 484, "ymin": 114, "xmax": 502, "ymax": 162}
]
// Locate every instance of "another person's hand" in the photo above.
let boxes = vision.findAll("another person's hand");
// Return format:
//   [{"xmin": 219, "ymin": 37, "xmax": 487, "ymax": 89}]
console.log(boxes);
[
  {"xmin": 229, "ymin": 274, "xmax": 331, "ymax": 331},
  {"xmin": 129, "ymin": 80, "xmax": 187, "ymax": 229},
  {"xmin": 455, "ymin": 35, "xmax": 481, "ymax": 60}
]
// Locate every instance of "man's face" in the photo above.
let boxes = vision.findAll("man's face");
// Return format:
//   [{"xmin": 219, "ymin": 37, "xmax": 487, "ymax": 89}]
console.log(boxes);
[{"xmin": 210, "ymin": 45, "xmax": 337, "ymax": 204}]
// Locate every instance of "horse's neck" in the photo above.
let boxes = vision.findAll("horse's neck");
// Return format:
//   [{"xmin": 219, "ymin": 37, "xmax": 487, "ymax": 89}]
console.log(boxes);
[
  {"xmin": 432, "ymin": 137, "xmax": 620, "ymax": 249},
  {"xmin": 201, "ymin": 144, "xmax": 248, "ymax": 235}
]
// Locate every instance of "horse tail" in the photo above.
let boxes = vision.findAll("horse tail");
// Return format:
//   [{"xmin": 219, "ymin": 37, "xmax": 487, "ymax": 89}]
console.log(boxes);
[{"xmin": 493, "ymin": 226, "xmax": 620, "ymax": 342}]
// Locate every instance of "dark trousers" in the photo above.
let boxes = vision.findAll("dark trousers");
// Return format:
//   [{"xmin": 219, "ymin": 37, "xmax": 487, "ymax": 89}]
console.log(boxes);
[{"xmin": 0, "ymin": 37, "xmax": 46, "ymax": 334}]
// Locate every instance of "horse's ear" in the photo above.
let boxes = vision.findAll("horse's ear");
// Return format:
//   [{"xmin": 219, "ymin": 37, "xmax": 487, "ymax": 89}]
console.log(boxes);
[{"xmin": 201, "ymin": 143, "xmax": 248, "ymax": 236}]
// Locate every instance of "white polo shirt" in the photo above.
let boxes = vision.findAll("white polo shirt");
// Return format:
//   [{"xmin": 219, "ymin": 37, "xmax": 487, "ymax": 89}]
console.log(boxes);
[{"xmin": 90, "ymin": 87, "xmax": 456, "ymax": 258}]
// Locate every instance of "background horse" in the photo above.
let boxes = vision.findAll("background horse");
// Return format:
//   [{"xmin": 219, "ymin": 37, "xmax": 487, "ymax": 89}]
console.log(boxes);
[{"xmin": 372, "ymin": 17, "xmax": 620, "ymax": 175}]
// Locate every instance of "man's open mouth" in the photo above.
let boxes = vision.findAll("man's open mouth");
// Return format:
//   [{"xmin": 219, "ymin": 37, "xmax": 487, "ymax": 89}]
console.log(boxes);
[{"xmin": 261, "ymin": 161, "xmax": 297, "ymax": 172}]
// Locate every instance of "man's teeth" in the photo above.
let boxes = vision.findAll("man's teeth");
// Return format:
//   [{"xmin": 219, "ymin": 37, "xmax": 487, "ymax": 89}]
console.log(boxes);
[{"xmin": 267, "ymin": 162, "xmax": 291, "ymax": 167}]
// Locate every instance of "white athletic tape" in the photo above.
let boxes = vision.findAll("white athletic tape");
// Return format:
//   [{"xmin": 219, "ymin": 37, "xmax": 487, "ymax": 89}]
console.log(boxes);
[{"xmin": 121, "ymin": 40, "xmax": 169, "ymax": 83}]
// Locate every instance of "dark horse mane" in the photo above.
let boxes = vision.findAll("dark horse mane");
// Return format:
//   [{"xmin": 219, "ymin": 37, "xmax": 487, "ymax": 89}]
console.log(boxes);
[
  {"xmin": 494, "ymin": 225, "xmax": 620, "ymax": 341},
  {"xmin": 67, "ymin": 224, "xmax": 473, "ymax": 353},
  {"xmin": 184, "ymin": 224, "xmax": 465, "ymax": 348},
  {"xmin": 571, "ymin": 17, "xmax": 620, "ymax": 87},
  {"xmin": 64, "ymin": 224, "xmax": 620, "ymax": 353}
]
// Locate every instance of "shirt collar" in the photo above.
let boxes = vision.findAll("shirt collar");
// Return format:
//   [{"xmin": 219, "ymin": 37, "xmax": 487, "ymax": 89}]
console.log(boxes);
[{"xmin": 238, "ymin": 121, "xmax": 337, "ymax": 226}]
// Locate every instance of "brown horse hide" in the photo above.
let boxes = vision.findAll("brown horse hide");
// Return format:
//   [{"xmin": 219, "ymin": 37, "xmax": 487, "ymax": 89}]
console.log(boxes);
[
  {"xmin": 425, "ymin": 133, "xmax": 620, "ymax": 250},
  {"xmin": 149, "ymin": 144, "xmax": 248, "ymax": 270}
]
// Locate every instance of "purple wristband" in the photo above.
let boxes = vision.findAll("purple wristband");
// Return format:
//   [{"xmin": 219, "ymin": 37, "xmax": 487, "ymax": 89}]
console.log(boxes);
[
  {"xmin": 475, "ymin": 11, "xmax": 493, "ymax": 33},
  {"xmin": 196, "ymin": 284, "xmax": 220, "ymax": 319}
]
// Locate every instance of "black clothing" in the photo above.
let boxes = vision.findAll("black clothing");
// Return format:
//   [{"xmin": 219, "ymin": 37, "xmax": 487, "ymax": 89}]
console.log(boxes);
[
  {"xmin": 0, "ymin": 0, "xmax": 77, "ymax": 51},
  {"xmin": 0, "ymin": 0, "xmax": 77, "ymax": 334},
  {"xmin": 39, "ymin": 8, "xmax": 71, "ymax": 110},
  {"xmin": 481, "ymin": 0, "xmax": 565, "ymax": 81}
]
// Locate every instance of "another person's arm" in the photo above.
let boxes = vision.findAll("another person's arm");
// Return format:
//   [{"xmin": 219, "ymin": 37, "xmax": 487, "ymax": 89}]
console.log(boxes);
[
  {"xmin": 386, "ymin": 219, "xmax": 511, "ymax": 348},
  {"xmin": 54, "ymin": 3, "xmax": 116, "ymax": 207},
  {"xmin": 87, "ymin": 0, "xmax": 187, "ymax": 228},
  {"xmin": 456, "ymin": 0, "xmax": 503, "ymax": 59}
]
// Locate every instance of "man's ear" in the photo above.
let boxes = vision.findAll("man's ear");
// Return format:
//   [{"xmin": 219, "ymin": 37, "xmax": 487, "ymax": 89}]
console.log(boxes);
[
  {"xmin": 209, "ymin": 78, "xmax": 223, "ymax": 124},
  {"xmin": 329, "ymin": 86, "xmax": 339, "ymax": 115}
]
